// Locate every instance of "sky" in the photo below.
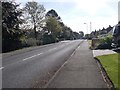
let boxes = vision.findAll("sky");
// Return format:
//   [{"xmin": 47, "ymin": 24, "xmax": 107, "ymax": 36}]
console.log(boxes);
[{"xmin": 16, "ymin": 0, "xmax": 119, "ymax": 34}]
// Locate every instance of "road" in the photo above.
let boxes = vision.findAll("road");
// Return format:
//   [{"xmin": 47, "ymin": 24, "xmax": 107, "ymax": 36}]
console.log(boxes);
[{"xmin": 2, "ymin": 40, "xmax": 82, "ymax": 88}]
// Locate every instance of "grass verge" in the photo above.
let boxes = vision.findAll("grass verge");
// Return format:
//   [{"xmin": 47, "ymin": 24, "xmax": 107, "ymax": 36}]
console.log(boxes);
[{"xmin": 96, "ymin": 53, "xmax": 119, "ymax": 89}]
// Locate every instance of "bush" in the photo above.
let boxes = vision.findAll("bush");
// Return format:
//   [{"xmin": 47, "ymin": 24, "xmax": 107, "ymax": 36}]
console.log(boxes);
[
  {"xmin": 42, "ymin": 34, "xmax": 56, "ymax": 45},
  {"xmin": 2, "ymin": 38, "xmax": 22, "ymax": 52},
  {"xmin": 21, "ymin": 37, "xmax": 41, "ymax": 47},
  {"xmin": 100, "ymin": 36, "xmax": 112, "ymax": 45},
  {"xmin": 96, "ymin": 36, "xmax": 112, "ymax": 49}
]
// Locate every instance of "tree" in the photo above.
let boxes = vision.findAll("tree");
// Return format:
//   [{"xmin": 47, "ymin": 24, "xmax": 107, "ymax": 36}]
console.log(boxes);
[
  {"xmin": 79, "ymin": 31, "xmax": 84, "ymax": 38},
  {"xmin": 45, "ymin": 9, "xmax": 77, "ymax": 41},
  {"xmin": 85, "ymin": 34, "xmax": 90, "ymax": 39},
  {"xmin": 43, "ymin": 16, "xmax": 62, "ymax": 44},
  {"xmin": 61, "ymin": 26, "xmax": 74, "ymax": 40},
  {"xmin": 73, "ymin": 32, "xmax": 80, "ymax": 39},
  {"xmin": 2, "ymin": 1, "xmax": 22, "ymax": 52},
  {"xmin": 23, "ymin": 1, "xmax": 45, "ymax": 39},
  {"xmin": 46, "ymin": 9, "xmax": 62, "ymax": 22}
]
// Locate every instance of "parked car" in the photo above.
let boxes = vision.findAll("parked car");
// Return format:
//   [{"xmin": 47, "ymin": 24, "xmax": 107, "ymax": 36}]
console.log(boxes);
[{"xmin": 111, "ymin": 21, "xmax": 120, "ymax": 47}]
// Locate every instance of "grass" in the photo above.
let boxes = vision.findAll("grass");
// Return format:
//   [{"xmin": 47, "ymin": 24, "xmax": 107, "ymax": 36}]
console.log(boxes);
[{"xmin": 96, "ymin": 53, "xmax": 119, "ymax": 89}]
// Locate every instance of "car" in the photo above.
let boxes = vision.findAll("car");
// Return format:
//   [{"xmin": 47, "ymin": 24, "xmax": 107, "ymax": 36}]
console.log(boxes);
[{"xmin": 112, "ymin": 21, "xmax": 120, "ymax": 48}]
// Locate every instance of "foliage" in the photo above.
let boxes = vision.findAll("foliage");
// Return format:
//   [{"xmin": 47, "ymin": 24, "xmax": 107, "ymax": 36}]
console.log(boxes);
[
  {"xmin": 97, "ymin": 36, "xmax": 112, "ymax": 49},
  {"xmin": 24, "ymin": 38, "xmax": 40, "ymax": 46},
  {"xmin": 20, "ymin": 29, "xmax": 42, "ymax": 47},
  {"xmin": 60, "ymin": 25, "xmax": 73, "ymax": 40},
  {"xmin": 45, "ymin": 9, "xmax": 80, "ymax": 41},
  {"xmin": 85, "ymin": 34, "xmax": 90, "ymax": 39},
  {"xmin": 46, "ymin": 9, "xmax": 61, "ymax": 22},
  {"xmin": 23, "ymin": 1, "xmax": 46, "ymax": 39},
  {"xmin": 79, "ymin": 31, "xmax": 84, "ymax": 38},
  {"xmin": 2, "ymin": 1, "xmax": 23, "ymax": 52},
  {"xmin": 43, "ymin": 16, "xmax": 62, "ymax": 44},
  {"xmin": 2, "ymin": 3, "xmax": 81, "ymax": 52},
  {"xmin": 73, "ymin": 32, "xmax": 80, "ymax": 39},
  {"xmin": 42, "ymin": 33, "xmax": 56, "ymax": 44},
  {"xmin": 100, "ymin": 35, "xmax": 112, "ymax": 44}
]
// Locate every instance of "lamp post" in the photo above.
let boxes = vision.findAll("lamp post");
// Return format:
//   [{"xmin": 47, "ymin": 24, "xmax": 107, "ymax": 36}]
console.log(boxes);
[
  {"xmin": 84, "ymin": 23, "xmax": 88, "ymax": 34},
  {"xmin": 90, "ymin": 22, "xmax": 92, "ymax": 34},
  {"xmin": 84, "ymin": 22, "xmax": 92, "ymax": 34},
  {"xmin": 84, "ymin": 22, "xmax": 92, "ymax": 39}
]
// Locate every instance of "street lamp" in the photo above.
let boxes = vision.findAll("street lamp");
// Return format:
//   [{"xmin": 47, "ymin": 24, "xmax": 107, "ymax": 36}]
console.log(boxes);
[
  {"xmin": 90, "ymin": 22, "xmax": 92, "ymax": 34},
  {"xmin": 84, "ymin": 22, "xmax": 92, "ymax": 34},
  {"xmin": 84, "ymin": 23, "xmax": 88, "ymax": 34}
]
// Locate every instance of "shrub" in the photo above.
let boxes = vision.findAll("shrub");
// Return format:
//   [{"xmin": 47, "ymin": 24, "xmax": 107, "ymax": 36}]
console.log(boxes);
[
  {"xmin": 21, "ymin": 37, "xmax": 41, "ymax": 47},
  {"xmin": 42, "ymin": 33, "xmax": 56, "ymax": 45},
  {"xmin": 96, "ymin": 36, "xmax": 112, "ymax": 49},
  {"xmin": 100, "ymin": 35, "xmax": 112, "ymax": 45}
]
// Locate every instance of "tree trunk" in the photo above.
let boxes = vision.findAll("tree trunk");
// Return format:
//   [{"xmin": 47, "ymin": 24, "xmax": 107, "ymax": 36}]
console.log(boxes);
[
  {"xmin": 33, "ymin": 16, "xmax": 37, "ymax": 40},
  {"xmin": 34, "ymin": 24, "xmax": 37, "ymax": 40}
]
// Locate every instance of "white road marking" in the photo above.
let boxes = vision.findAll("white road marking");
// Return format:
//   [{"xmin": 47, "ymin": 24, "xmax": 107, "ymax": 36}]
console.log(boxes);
[
  {"xmin": 53, "ymin": 48, "xmax": 57, "ymax": 50},
  {"xmin": 48, "ymin": 48, "xmax": 57, "ymax": 52},
  {"xmin": 22, "ymin": 44, "xmax": 68, "ymax": 61},
  {"xmin": 23, "ymin": 47, "xmax": 58, "ymax": 61},
  {"xmin": 0, "ymin": 67, "xmax": 4, "ymax": 70},
  {"xmin": 23, "ymin": 53, "xmax": 43, "ymax": 61}
]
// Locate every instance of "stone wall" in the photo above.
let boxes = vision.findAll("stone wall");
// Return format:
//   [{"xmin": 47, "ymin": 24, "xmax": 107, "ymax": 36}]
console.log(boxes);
[{"xmin": 91, "ymin": 38, "xmax": 101, "ymax": 49}]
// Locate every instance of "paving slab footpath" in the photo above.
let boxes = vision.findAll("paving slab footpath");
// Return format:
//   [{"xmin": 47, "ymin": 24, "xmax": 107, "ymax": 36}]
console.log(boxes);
[{"xmin": 46, "ymin": 40, "xmax": 108, "ymax": 88}]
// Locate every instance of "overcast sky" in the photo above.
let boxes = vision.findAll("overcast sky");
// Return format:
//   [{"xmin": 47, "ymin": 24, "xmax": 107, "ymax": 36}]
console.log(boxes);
[{"xmin": 16, "ymin": 0, "xmax": 119, "ymax": 34}]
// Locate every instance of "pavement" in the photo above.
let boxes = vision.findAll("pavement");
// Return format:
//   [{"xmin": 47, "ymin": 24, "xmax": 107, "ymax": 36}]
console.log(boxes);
[
  {"xmin": 46, "ymin": 40, "xmax": 108, "ymax": 88},
  {"xmin": 2, "ymin": 40, "xmax": 82, "ymax": 88},
  {"xmin": 93, "ymin": 49, "xmax": 117, "ymax": 57}
]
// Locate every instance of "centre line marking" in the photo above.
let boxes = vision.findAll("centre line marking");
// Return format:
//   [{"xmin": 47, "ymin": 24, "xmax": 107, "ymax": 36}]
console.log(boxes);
[
  {"xmin": 48, "ymin": 48, "xmax": 57, "ymax": 52},
  {"xmin": 23, "ymin": 53, "xmax": 43, "ymax": 61},
  {"xmin": 0, "ymin": 67, "xmax": 4, "ymax": 70}
]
